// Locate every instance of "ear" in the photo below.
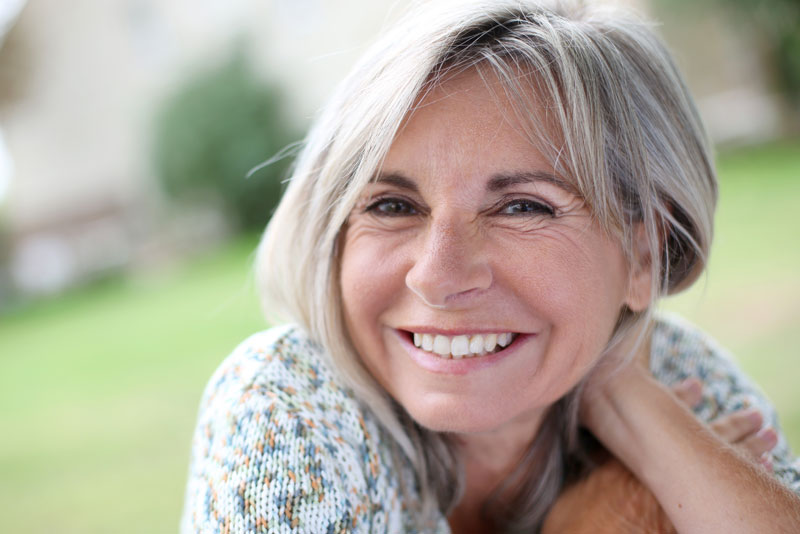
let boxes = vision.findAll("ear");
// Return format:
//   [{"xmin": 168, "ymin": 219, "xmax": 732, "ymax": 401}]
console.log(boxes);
[{"xmin": 624, "ymin": 222, "xmax": 653, "ymax": 312}]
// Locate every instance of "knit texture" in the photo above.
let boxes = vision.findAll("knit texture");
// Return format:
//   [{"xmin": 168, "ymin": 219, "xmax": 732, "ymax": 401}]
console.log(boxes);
[{"xmin": 181, "ymin": 314, "xmax": 800, "ymax": 533}]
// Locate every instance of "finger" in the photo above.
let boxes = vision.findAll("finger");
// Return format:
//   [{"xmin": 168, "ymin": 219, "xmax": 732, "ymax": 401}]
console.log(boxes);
[
  {"xmin": 672, "ymin": 377, "xmax": 703, "ymax": 408},
  {"xmin": 710, "ymin": 408, "xmax": 763, "ymax": 444},
  {"xmin": 738, "ymin": 426, "xmax": 779, "ymax": 459}
]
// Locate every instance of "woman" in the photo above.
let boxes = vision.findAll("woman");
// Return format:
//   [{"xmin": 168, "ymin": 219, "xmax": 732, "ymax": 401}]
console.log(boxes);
[{"xmin": 181, "ymin": 1, "xmax": 800, "ymax": 532}]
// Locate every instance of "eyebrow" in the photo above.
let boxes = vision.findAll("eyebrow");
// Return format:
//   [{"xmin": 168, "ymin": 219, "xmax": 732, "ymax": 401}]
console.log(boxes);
[
  {"xmin": 373, "ymin": 172, "xmax": 420, "ymax": 192},
  {"xmin": 486, "ymin": 171, "xmax": 578, "ymax": 195},
  {"xmin": 374, "ymin": 170, "xmax": 576, "ymax": 195}
]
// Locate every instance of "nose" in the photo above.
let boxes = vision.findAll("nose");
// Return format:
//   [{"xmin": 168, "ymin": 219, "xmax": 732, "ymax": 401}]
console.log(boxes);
[{"xmin": 405, "ymin": 217, "xmax": 493, "ymax": 308}]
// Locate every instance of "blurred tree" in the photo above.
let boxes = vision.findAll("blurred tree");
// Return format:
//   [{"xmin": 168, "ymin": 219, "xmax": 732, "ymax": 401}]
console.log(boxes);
[
  {"xmin": 0, "ymin": 8, "xmax": 32, "ymax": 111},
  {"xmin": 659, "ymin": 0, "xmax": 800, "ymax": 106},
  {"xmin": 723, "ymin": 0, "xmax": 800, "ymax": 104},
  {"xmin": 152, "ymin": 50, "xmax": 297, "ymax": 231}
]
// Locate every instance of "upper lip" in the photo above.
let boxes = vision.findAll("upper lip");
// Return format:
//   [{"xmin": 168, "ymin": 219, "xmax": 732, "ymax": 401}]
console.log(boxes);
[{"xmin": 396, "ymin": 326, "xmax": 528, "ymax": 335}]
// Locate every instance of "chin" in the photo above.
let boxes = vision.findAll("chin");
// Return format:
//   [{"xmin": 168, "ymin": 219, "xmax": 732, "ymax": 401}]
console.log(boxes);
[{"xmin": 400, "ymin": 395, "xmax": 521, "ymax": 435}]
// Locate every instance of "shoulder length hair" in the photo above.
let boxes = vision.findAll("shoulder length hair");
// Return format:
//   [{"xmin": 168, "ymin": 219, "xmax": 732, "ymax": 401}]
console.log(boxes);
[{"xmin": 256, "ymin": 1, "xmax": 717, "ymax": 531}]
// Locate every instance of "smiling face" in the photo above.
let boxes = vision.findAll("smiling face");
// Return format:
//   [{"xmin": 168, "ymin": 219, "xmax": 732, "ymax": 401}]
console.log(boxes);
[{"xmin": 340, "ymin": 70, "xmax": 643, "ymax": 435}]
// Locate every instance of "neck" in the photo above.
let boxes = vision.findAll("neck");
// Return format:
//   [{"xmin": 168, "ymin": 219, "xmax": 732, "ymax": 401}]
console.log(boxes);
[{"xmin": 448, "ymin": 409, "xmax": 547, "ymax": 534}]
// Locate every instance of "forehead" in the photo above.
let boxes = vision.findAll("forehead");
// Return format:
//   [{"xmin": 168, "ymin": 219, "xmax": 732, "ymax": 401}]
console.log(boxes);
[
  {"xmin": 379, "ymin": 68, "xmax": 567, "ymax": 193},
  {"xmin": 400, "ymin": 69, "xmax": 532, "ymax": 149}
]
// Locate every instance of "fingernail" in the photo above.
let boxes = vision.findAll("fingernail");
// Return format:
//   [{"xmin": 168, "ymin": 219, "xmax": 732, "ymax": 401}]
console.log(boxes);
[
  {"xmin": 746, "ymin": 409, "xmax": 764, "ymax": 427},
  {"xmin": 677, "ymin": 378, "xmax": 702, "ymax": 403},
  {"xmin": 757, "ymin": 427, "xmax": 778, "ymax": 448},
  {"xmin": 686, "ymin": 379, "xmax": 702, "ymax": 396}
]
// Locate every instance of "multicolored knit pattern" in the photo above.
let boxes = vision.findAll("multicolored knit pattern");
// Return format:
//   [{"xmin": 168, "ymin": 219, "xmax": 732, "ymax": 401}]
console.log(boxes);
[
  {"xmin": 180, "ymin": 325, "xmax": 447, "ymax": 534},
  {"xmin": 181, "ymin": 314, "xmax": 800, "ymax": 533}
]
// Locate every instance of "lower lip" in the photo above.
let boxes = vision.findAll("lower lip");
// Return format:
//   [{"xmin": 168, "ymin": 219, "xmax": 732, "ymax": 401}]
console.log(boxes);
[{"xmin": 393, "ymin": 329, "xmax": 535, "ymax": 375}]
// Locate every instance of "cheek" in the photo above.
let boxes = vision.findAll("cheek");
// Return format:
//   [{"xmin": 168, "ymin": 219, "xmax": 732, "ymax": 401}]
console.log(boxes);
[
  {"xmin": 494, "ymin": 230, "xmax": 629, "ymax": 380},
  {"xmin": 495, "ymin": 228, "xmax": 628, "ymax": 316},
  {"xmin": 340, "ymin": 229, "xmax": 408, "ymax": 329}
]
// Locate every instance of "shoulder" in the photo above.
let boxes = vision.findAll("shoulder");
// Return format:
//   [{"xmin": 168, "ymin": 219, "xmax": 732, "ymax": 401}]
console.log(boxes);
[
  {"xmin": 195, "ymin": 324, "xmax": 345, "ymax": 417},
  {"xmin": 181, "ymin": 325, "xmax": 421, "ymax": 533},
  {"xmin": 649, "ymin": 311, "xmax": 742, "ymax": 396},
  {"xmin": 649, "ymin": 312, "xmax": 800, "ymax": 495}
]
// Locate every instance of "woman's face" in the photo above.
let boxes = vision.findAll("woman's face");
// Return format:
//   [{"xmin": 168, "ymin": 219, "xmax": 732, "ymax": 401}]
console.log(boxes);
[{"xmin": 340, "ymin": 70, "xmax": 643, "ymax": 434}]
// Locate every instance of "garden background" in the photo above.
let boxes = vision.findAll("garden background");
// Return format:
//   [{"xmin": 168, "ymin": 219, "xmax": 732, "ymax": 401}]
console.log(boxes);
[{"xmin": 1, "ymin": 1, "xmax": 798, "ymax": 532}]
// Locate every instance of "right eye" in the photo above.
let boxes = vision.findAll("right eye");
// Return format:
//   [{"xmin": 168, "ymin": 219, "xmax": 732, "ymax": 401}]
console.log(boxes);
[{"xmin": 365, "ymin": 197, "xmax": 418, "ymax": 217}]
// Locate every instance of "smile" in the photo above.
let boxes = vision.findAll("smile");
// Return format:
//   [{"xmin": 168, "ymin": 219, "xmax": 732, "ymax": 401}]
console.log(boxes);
[{"xmin": 410, "ymin": 331, "xmax": 517, "ymax": 359}]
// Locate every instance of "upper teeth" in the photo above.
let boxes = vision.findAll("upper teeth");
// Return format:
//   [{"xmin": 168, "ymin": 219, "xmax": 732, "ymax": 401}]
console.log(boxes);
[{"xmin": 412, "ymin": 332, "xmax": 516, "ymax": 359}]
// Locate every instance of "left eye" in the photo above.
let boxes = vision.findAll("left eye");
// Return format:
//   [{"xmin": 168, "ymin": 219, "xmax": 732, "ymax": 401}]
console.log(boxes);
[
  {"xmin": 365, "ymin": 198, "xmax": 418, "ymax": 216},
  {"xmin": 499, "ymin": 199, "xmax": 555, "ymax": 216}
]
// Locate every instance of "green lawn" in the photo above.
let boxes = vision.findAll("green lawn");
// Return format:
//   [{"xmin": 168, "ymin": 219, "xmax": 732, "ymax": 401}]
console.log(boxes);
[
  {"xmin": 0, "ymin": 140, "xmax": 798, "ymax": 533},
  {"xmin": 0, "ymin": 238, "xmax": 267, "ymax": 533}
]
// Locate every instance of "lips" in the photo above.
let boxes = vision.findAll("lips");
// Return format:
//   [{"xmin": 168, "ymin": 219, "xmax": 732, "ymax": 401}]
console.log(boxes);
[{"xmin": 393, "ymin": 327, "xmax": 533, "ymax": 375}]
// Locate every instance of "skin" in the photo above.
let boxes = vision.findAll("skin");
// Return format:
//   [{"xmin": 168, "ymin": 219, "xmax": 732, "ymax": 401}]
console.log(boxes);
[
  {"xmin": 340, "ymin": 70, "xmax": 645, "ymax": 434},
  {"xmin": 339, "ymin": 69, "xmax": 800, "ymax": 532}
]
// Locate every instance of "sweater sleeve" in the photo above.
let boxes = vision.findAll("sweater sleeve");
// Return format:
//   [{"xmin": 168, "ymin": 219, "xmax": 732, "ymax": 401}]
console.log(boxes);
[
  {"xmin": 180, "ymin": 330, "xmax": 375, "ymax": 534},
  {"xmin": 650, "ymin": 314, "xmax": 800, "ymax": 496}
]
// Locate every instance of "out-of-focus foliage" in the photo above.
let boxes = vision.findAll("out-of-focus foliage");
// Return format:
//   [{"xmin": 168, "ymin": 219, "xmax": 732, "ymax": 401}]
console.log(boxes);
[
  {"xmin": 0, "ymin": 224, "xmax": 12, "ymax": 309},
  {"xmin": 152, "ymin": 51, "xmax": 297, "ymax": 231},
  {"xmin": 725, "ymin": 0, "xmax": 800, "ymax": 103},
  {"xmin": 659, "ymin": 0, "xmax": 800, "ymax": 104}
]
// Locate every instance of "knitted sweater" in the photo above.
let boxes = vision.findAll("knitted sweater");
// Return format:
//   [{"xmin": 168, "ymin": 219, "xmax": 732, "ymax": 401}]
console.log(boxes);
[{"xmin": 180, "ymin": 314, "xmax": 800, "ymax": 533}]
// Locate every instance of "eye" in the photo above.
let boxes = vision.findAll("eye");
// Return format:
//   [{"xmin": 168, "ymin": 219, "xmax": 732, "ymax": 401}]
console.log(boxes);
[
  {"xmin": 498, "ymin": 198, "xmax": 555, "ymax": 216},
  {"xmin": 365, "ymin": 197, "xmax": 419, "ymax": 217}
]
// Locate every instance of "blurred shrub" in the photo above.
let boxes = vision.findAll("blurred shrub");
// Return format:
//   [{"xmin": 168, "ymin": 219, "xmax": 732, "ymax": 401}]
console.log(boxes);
[
  {"xmin": 724, "ymin": 0, "xmax": 800, "ymax": 104},
  {"xmin": 0, "ymin": 222, "xmax": 13, "ymax": 311},
  {"xmin": 660, "ymin": 0, "xmax": 800, "ymax": 105},
  {"xmin": 152, "ymin": 51, "xmax": 297, "ymax": 231}
]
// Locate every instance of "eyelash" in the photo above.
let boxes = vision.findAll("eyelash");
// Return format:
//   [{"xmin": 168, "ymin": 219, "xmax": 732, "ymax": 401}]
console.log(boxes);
[
  {"xmin": 364, "ymin": 196, "xmax": 420, "ymax": 217},
  {"xmin": 364, "ymin": 196, "xmax": 556, "ymax": 218},
  {"xmin": 496, "ymin": 198, "xmax": 556, "ymax": 217}
]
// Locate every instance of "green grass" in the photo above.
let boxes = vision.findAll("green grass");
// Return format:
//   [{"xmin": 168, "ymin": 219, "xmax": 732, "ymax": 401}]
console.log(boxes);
[
  {"xmin": 0, "ymin": 237, "xmax": 266, "ymax": 534},
  {"xmin": 0, "ymin": 140, "xmax": 798, "ymax": 533}
]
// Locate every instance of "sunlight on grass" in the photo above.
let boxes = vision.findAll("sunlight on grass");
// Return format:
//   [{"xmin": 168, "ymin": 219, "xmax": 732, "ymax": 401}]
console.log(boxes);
[{"xmin": 0, "ymin": 236, "xmax": 266, "ymax": 533}]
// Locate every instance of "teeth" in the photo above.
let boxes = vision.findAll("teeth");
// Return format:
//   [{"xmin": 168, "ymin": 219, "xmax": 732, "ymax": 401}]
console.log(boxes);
[
  {"xmin": 410, "ymin": 331, "xmax": 516, "ymax": 359},
  {"xmin": 469, "ymin": 335, "xmax": 483, "ymax": 354},
  {"xmin": 498, "ymin": 333, "xmax": 511, "ymax": 347},
  {"xmin": 433, "ymin": 335, "xmax": 450, "ymax": 355},
  {"xmin": 484, "ymin": 333, "xmax": 497, "ymax": 352},
  {"xmin": 451, "ymin": 335, "xmax": 469, "ymax": 358}
]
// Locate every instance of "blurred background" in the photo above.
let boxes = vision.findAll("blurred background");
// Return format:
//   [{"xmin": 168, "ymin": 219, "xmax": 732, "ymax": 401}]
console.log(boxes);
[{"xmin": 0, "ymin": 0, "xmax": 797, "ymax": 532}]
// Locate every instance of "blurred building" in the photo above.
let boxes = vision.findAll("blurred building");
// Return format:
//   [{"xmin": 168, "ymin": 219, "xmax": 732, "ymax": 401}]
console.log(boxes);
[
  {"xmin": 0, "ymin": 0, "xmax": 786, "ymax": 302},
  {"xmin": 0, "ymin": 0, "xmax": 406, "ymax": 302}
]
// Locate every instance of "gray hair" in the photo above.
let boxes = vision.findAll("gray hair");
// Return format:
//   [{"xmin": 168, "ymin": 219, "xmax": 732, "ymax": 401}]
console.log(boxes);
[{"xmin": 256, "ymin": 0, "xmax": 717, "ymax": 531}]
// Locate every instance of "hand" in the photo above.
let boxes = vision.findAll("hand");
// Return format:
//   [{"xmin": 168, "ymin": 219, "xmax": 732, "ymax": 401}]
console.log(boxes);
[
  {"xmin": 671, "ymin": 377, "xmax": 777, "ymax": 471},
  {"xmin": 579, "ymin": 324, "xmax": 776, "ymax": 471},
  {"xmin": 542, "ymin": 379, "xmax": 779, "ymax": 534}
]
